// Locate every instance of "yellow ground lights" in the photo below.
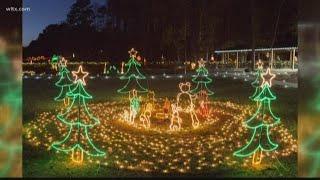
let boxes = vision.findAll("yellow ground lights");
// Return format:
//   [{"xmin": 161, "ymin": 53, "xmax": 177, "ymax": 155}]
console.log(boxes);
[{"xmin": 25, "ymin": 100, "xmax": 296, "ymax": 173}]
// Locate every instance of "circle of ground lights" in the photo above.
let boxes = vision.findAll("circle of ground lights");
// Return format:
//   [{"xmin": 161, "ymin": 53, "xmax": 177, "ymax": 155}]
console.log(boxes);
[{"xmin": 25, "ymin": 100, "xmax": 296, "ymax": 173}]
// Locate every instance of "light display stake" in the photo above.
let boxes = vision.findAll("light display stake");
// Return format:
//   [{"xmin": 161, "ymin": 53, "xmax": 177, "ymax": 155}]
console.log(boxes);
[
  {"xmin": 234, "ymin": 68, "xmax": 280, "ymax": 165},
  {"xmin": 51, "ymin": 65, "xmax": 105, "ymax": 163},
  {"xmin": 103, "ymin": 62, "xmax": 107, "ymax": 74},
  {"xmin": 191, "ymin": 58, "xmax": 214, "ymax": 96},
  {"xmin": 121, "ymin": 62, "xmax": 125, "ymax": 74},
  {"xmin": 54, "ymin": 58, "xmax": 73, "ymax": 106},
  {"xmin": 117, "ymin": 48, "xmax": 148, "ymax": 94},
  {"xmin": 249, "ymin": 60, "xmax": 264, "ymax": 100}
]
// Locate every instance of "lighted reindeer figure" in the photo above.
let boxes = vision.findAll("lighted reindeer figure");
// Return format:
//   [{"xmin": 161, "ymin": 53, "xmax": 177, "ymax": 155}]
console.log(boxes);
[
  {"xmin": 169, "ymin": 103, "xmax": 182, "ymax": 131},
  {"xmin": 176, "ymin": 82, "xmax": 199, "ymax": 128},
  {"xmin": 129, "ymin": 89, "xmax": 141, "ymax": 124}
]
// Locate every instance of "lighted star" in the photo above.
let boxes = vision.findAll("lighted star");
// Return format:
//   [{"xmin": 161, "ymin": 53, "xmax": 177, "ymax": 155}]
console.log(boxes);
[
  {"xmin": 72, "ymin": 65, "xmax": 89, "ymax": 85},
  {"xmin": 59, "ymin": 57, "xmax": 67, "ymax": 67},
  {"xmin": 198, "ymin": 58, "xmax": 206, "ymax": 68},
  {"xmin": 261, "ymin": 68, "xmax": 276, "ymax": 87},
  {"xmin": 128, "ymin": 48, "xmax": 138, "ymax": 58},
  {"xmin": 256, "ymin": 59, "xmax": 263, "ymax": 69}
]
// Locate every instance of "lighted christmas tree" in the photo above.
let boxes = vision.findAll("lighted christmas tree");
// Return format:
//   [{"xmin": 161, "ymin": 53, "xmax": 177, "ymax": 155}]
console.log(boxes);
[
  {"xmin": 234, "ymin": 68, "xmax": 280, "ymax": 165},
  {"xmin": 54, "ymin": 58, "xmax": 73, "ymax": 104},
  {"xmin": 249, "ymin": 60, "xmax": 264, "ymax": 100},
  {"xmin": 52, "ymin": 65, "xmax": 105, "ymax": 163},
  {"xmin": 117, "ymin": 48, "xmax": 148, "ymax": 93},
  {"xmin": 190, "ymin": 58, "xmax": 214, "ymax": 95}
]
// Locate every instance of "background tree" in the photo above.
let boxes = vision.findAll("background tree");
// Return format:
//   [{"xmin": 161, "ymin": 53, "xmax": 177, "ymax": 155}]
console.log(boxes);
[
  {"xmin": 24, "ymin": 0, "xmax": 298, "ymax": 63},
  {"xmin": 67, "ymin": 0, "xmax": 94, "ymax": 28}
]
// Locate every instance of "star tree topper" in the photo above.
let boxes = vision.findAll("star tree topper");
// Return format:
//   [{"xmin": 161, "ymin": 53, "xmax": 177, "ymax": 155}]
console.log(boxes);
[
  {"xmin": 59, "ymin": 57, "xmax": 68, "ymax": 67},
  {"xmin": 128, "ymin": 48, "xmax": 138, "ymax": 58},
  {"xmin": 72, "ymin": 65, "xmax": 89, "ymax": 86},
  {"xmin": 261, "ymin": 68, "xmax": 275, "ymax": 87},
  {"xmin": 198, "ymin": 58, "xmax": 206, "ymax": 68},
  {"xmin": 256, "ymin": 59, "xmax": 263, "ymax": 70}
]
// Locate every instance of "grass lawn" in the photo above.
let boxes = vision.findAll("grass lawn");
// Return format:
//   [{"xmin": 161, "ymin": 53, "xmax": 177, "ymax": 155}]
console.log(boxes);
[{"xmin": 23, "ymin": 75, "xmax": 297, "ymax": 177}]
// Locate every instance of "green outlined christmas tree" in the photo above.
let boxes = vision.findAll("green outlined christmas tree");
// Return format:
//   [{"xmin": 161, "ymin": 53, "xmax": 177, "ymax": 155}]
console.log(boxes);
[
  {"xmin": 54, "ymin": 58, "xmax": 74, "ymax": 102},
  {"xmin": 52, "ymin": 65, "xmax": 105, "ymax": 163},
  {"xmin": 190, "ymin": 58, "xmax": 214, "ymax": 95},
  {"xmin": 249, "ymin": 60, "xmax": 264, "ymax": 100},
  {"xmin": 234, "ymin": 68, "xmax": 280, "ymax": 165},
  {"xmin": 117, "ymin": 48, "xmax": 148, "ymax": 94}
]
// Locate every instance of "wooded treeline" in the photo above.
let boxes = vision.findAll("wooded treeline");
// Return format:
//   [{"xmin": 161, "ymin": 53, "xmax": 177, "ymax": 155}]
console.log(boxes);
[{"xmin": 23, "ymin": 0, "xmax": 297, "ymax": 63}]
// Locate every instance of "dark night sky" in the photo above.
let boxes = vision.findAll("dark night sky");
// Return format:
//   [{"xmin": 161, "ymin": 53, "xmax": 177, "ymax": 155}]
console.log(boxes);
[{"xmin": 23, "ymin": 0, "xmax": 105, "ymax": 47}]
